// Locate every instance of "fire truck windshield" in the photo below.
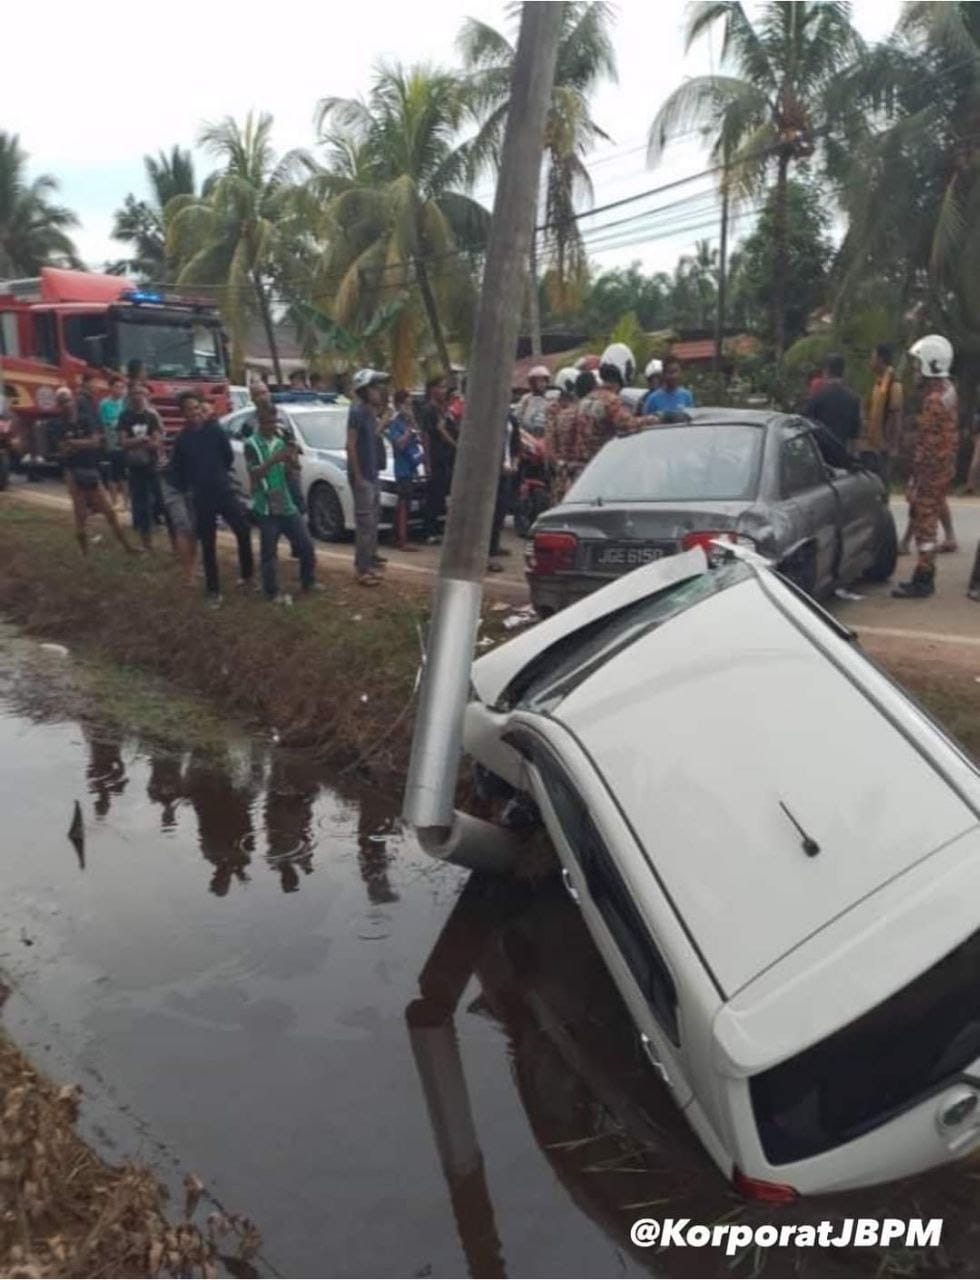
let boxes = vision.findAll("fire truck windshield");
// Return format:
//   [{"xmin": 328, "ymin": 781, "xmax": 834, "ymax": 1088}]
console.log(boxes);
[{"xmin": 113, "ymin": 314, "xmax": 225, "ymax": 380}]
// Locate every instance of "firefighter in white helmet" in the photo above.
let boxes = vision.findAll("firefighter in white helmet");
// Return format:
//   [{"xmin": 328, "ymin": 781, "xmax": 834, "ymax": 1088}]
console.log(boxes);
[
  {"xmin": 516, "ymin": 364, "xmax": 551, "ymax": 437},
  {"xmin": 576, "ymin": 343, "xmax": 655, "ymax": 465},
  {"xmin": 545, "ymin": 367, "xmax": 588, "ymax": 504},
  {"xmin": 893, "ymin": 335, "xmax": 958, "ymax": 599}
]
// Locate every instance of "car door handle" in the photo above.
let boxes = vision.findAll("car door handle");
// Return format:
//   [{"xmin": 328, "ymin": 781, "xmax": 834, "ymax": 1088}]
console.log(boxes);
[
  {"xmin": 640, "ymin": 1033, "xmax": 671, "ymax": 1086},
  {"xmin": 561, "ymin": 866, "xmax": 580, "ymax": 904}
]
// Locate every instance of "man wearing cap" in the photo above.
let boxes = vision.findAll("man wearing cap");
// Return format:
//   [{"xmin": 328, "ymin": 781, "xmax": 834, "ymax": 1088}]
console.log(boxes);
[{"xmin": 348, "ymin": 368, "xmax": 389, "ymax": 586}]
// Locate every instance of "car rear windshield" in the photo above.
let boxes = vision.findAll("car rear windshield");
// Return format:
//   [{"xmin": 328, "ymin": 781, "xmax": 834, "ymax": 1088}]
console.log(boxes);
[
  {"xmin": 294, "ymin": 411, "xmax": 348, "ymax": 451},
  {"xmin": 567, "ymin": 424, "xmax": 764, "ymax": 504},
  {"xmin": 499, "ymin": 560, "xmax": 753, "ymax": 711},
  {"xmin": 751, "ymin": 926, "xmax": 980, "ymax": 1165}
]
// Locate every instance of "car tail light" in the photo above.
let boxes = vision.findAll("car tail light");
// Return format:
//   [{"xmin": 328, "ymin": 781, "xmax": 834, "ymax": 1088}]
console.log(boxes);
[
  {"xmin": 731, "ymin": 1167, "xmax": 798, "ymax": 1204},
  {"xmin": 530, "ymin": 531, "xmax": 578, "ymax": 575},
  {"xmin": 681, "ymin": 531, "xmax": 755, "ymax": 553}
]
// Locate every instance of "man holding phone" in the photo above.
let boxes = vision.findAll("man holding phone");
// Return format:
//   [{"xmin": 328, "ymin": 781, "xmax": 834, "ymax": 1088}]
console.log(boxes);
[{"xmin": 246, "ymin": 401, "xmax": 317, "ymax": 603}]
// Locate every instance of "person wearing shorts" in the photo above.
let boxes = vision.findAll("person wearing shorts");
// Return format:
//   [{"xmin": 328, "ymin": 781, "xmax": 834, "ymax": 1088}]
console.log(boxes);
[
  {"xmin": 98, "ymin": 375, "xmax": 128, "ymax": 508},
  {"xmin": 55, "ymin": 388, "xmax": 135, "ymax": 556}
]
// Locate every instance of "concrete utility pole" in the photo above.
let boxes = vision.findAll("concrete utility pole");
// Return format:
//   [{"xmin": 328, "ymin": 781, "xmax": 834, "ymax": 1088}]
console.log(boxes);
[{"xmin": 403, "ymin": 2, "xmax": 562, "ymax": 846}]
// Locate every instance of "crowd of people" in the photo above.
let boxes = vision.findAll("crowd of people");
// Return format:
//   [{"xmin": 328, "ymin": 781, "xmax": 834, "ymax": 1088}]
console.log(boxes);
[{"xmin": 14, "ymin": 331, "xmax": 980, "ymax": 607}]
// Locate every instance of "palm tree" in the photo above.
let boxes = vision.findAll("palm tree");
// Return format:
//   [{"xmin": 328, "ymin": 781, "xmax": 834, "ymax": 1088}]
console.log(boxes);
[
  {"xmin": 648, "ymin": 1, "xmax": 863, "ymax": 356},
  {"xmin": 0, "ymin": 132, "xmax": 80, "ymax": 277},
  {"xmin": 110, "ymin": 146, "xmax": 198, "ymax": 281},
  {"xmin": 459, "ymin": 1, "xmax": 616, "ymax": 354},
  {"xmin": 165, "ymin": 114, "xmax": 307, "ymax": 381},
  {"xmin": 835, "ymin": 2, "xmax": 980, "ymax": 413},
  {"xmin": 313, "ymin": 64, "xmax": 490, "ymax": 382}
]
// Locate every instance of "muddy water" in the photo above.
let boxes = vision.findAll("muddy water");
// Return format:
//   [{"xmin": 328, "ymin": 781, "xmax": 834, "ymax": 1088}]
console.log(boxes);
[{"xmin": 2, "ymin": 663, "xmax": 980, "ymax": 1277}]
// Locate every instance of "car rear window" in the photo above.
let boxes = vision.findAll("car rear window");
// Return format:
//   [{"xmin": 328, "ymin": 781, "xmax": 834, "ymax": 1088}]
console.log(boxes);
[
  {"xmin": 751, "ymin": 926, "xmax": 980, "ymax": 1164},
  {"xmin": 294, "ymin": 411, "xmax": 348, "ymax": 451},
  {"xmin": 567, "ymin": 424, "xmax": 764, "ymax": 504}
]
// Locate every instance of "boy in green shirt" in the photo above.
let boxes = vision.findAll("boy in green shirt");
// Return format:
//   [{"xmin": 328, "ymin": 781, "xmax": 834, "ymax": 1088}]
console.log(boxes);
[
  {"xmin": 246, "ymin": 402, "xmax": 317, "ymax": 603},
  {"xmin": 98, "ymin": 374, "xmax": 128, "ymax": 507}
]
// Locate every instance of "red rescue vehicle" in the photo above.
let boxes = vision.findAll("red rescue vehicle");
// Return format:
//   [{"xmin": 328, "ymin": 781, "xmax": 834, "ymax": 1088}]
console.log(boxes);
[{"xmin": 0, "ymin": 267, "xmax": 230, "ymax": 468}]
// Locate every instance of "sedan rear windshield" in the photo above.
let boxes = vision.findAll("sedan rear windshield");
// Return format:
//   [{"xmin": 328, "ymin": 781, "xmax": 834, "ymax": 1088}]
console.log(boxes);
[
  {"xmin": 751, "ymin": 926, "xmax": 980, "ymax": 1165},
  {"xmin": 567, "ymin": 424, "xmax": 764, "ymax": 504},
  {"xmin": 294, "ymin": 412, "xmax": 348, "ymax": 451}
]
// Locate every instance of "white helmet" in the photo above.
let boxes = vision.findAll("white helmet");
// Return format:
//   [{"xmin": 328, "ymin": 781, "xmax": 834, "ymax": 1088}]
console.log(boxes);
[
  {"xmin": 600, "ymin": 342, "xmax": 635, "ymax": 385},
  {"xmin": 909, "ymin": 334, "xmax": 953, "ymax": 378},
  {"xmin": 554, "ymin": 366, "xmax": 579, "ymax": 395},
  {"xmin": 352, "ymin": 367, "xmax": 389, "ymax": 391},
  {"xmin": 528, "ymin": 364, "xmax": 550, "ymax": 383},
  {"xmin": 644, "ymin": 357, "xmax": 663, "ymax": 380}
]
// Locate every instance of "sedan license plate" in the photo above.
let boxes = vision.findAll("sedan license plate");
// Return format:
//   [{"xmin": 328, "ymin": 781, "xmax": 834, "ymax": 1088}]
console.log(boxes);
[{"xmin": 590, "ymin": 542, "xmax": 667, "ymax": 571}]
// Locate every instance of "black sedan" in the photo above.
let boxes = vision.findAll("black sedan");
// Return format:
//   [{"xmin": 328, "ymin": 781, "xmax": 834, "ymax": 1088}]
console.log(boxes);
[{"xmin": 526, "ymin": 408, "xmax": 897, "ymax": 615}]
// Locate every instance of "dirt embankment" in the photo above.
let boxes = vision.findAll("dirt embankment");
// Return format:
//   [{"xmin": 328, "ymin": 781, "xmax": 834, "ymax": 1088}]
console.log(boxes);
[{"xmin": 0, "ymin": 504, "xmax": 432, "ymax": 782}]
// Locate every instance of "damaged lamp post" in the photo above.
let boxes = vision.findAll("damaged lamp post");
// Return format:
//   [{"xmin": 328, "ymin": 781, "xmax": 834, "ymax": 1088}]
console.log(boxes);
[{"xmin": 402, "ymin": 2, "xmax": 562, "ymax": 869}]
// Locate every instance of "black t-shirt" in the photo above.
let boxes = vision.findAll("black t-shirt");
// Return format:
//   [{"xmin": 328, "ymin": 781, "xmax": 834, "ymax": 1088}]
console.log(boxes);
[
  {"xmin": 170, "ymin": 419, "xmax": 234, "ymax": 495},
  {"xmin": 805, "ymin": 381, "xmax": 861, "ymax": 448},
  {"xmin": 420, "ymin": 402, "xmax": 455, "ymax": 472},
  {"xmin": 119, "ymin": 408, "xmax": 162, "ymax": 469},
  {"xmin": 60, "ymin": 419, "xmax": 102, "ymax": 472}
]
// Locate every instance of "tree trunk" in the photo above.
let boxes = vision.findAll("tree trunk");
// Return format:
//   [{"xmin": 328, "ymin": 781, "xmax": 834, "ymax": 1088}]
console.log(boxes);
[
  {"xmin": 772, "ymin": 150, "xmax": 791, "ymax": 360},
  {"xmin": 254, "ymin": 271, "xmax": 282, "ymax": 386},
  {"xmin": 528, "ymin": 190, "xmax": 543, "ymax": 358},
  {"xmin": 416, "ymin": 257, "xmax": 453, "ymax": 377},
  {"xmin": 714, "ymin": 175, "xmax": 730, "ymax": 376}
]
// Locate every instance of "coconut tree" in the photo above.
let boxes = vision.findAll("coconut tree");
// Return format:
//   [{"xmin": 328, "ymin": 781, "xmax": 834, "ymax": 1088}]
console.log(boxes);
[
  {"xmin": 313, "ymin": 63, "xmax": 490, "ymax": 382},
  {"xmin": 648, "ymin": 1, "xmax": 864, "ymax": 356},
  {"xmin": 459, "ymin": 1, "xmax": 616, "ymax": 354},
  {"xmin": 0, "ymin": 132, "xmax": 80, "ymax": 277},
  {"xmin": 165, "ymin": 113, "xmax": 308, "ymax": 381},
  {"xmin": 110, "ymin": 146, "xmax": 198, "ymax": 281},
  {"xmin": 835, "ymin": 1, "xmax": 980, "ymax": 415}
]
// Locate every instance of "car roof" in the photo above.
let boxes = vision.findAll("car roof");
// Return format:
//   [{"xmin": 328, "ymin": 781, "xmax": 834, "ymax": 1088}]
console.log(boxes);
[
  {"xmin": 547, "ymin": 571, "xmax": 979, "ymax": 995},
  {"xmin": 645, "ymin": 406, "xmax": 786, "ymax": 429}
]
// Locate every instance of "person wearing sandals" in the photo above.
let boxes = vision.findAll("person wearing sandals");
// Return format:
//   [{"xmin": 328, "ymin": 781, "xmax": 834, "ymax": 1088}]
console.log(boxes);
[{"xmin": 347, "ymin": 368, "xmax": 388, "ymax": 586}]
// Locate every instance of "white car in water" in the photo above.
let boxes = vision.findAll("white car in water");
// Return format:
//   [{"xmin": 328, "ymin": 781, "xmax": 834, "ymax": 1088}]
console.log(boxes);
[
  {"xmin": 220, "ymin": 401, "xmax": 426, "ymax": 542},
  {"xmin": 463, "ymin": 545, "xmax": 980, "ymax": 1198}
]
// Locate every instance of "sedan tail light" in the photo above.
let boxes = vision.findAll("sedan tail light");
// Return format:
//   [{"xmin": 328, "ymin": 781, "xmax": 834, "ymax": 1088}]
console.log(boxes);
[
  {"xmin": 529, "ymin": 531, "xmax": 578, "ymax": 575},
  {"xmin": 681, "ymin": 531, "xmax": 756, "ymax": 553},
  {"xmin": 731, "ymin": 1167, "xmax": 798, "ymax": 1204}
]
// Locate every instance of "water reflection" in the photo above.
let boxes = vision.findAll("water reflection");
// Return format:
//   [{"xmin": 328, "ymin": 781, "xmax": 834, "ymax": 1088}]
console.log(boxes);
[
  {"xmin": 184, "ymin": 748, "xmax": 255, "ymax": 897},
  {"xmin": 146, "ymin": 748, "xmax": 185, "ymax": 830},
  {"xmin": 264, "ymin": 755, "xmax": 318, "ymax": 894},
  {"xmin": 356, "ymin": 798, "xmax": 400, "ymax": 906},
  {"xmin": 83, "ymin": 722, "xmax": 127, "ymax": 817}
]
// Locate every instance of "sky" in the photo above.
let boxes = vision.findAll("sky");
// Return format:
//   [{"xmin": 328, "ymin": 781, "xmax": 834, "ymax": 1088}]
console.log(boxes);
[{"xmin": 5, "ymin": 0, "xmax": 903, "ymax": 280}]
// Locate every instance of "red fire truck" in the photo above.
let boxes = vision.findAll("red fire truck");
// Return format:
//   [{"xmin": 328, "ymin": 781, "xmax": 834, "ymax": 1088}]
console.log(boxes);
[{"xmin": 0, "ymin": 267, "xmax": 230, "ymax": 469}]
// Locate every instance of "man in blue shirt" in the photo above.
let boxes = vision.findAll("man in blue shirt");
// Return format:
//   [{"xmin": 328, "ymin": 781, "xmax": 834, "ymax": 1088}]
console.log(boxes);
[{"xmin": 641, "ymin": 356, "xmax": 694, "ymax": 418}]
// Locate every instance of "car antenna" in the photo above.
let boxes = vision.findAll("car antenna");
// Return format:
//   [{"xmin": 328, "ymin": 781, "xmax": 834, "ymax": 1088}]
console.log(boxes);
[{"xmin": 779, "ymin": 801, "xmax": 820, "ymax": 857}]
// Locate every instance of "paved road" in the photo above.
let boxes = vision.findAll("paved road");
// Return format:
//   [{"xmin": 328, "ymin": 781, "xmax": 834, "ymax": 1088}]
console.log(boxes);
[
  {"xmin": 833, "ymin": 497, "xmax": 980, "ymax": 647},
  {"xmin": 7, "ymin": 477, "xmax": 979, "ymax": 640}
]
